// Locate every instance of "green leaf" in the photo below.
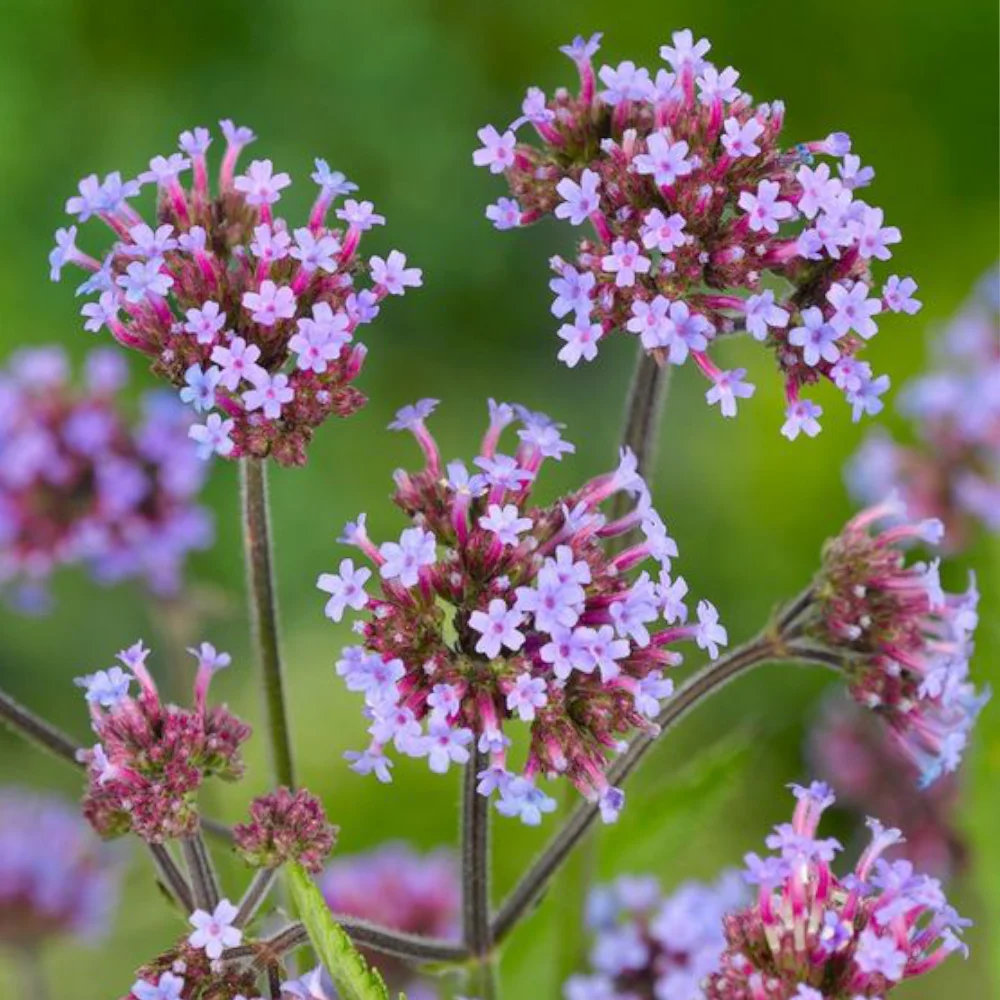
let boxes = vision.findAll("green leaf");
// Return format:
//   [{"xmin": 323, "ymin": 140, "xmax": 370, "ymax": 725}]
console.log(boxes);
[{"xmin": 287, "ymin": 862, "xmax": 392, "ymax": 1000}]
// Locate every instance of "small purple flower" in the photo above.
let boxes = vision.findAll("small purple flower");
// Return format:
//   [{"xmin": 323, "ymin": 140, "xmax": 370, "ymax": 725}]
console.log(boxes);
[
  {"xmin": 318, "ymin": 558, "xmax": 372, "ymax": 622},
  {"xmin": 242, "ymin": 281, "xmax": 297, "ymax": 326},
  {"xmin": 379, "ymin": 526, "xmax": 437, "ymax": 587},
  {"xmin": 370, "ymin": 250, "xmax": 422, "ymax": 295},
  {"xmin": 633, "ymin": 132, "xmax": 694, "ymax": 188},
  {"xmin": 486, "ymin": 197, "xmax": 522, "ymax": 230},
  {"xmin": 470, "ymin": 599, "xmax": 526, "ymax": 659},
  {"xmin": 721, "ymin": 117, "xmax": 763, "ymax": 158},
  {"xmin": 479, "ymin": 503, "xmax": 533, "ymax": 546},
  {"xmin": 789, "ymin": 306, "xmax": 841, "ymax": 367},
  {"xmin": 706, "ymin": 368, "xmax": 755, "ymax": 418},
  {"xmin": 883, "ymin": 274, "xmax": 922, "ymax": 314},
  {"xmin": 557, "ymin": 317, "xmax": 602, "ymax": 367},
  {"xmin": 744, "ymin": 290, "xmax": 789, "ymax": 342},
  {"xmin": 179, "ymin": 363, "xmax": 221, "ymax": 413},
  {"xmin": 827, "ymin": 281, "xmax": 882, "ymax": 339},
  {"xmin": 473, "ymin": 125, "xmax": 517, "ymax": 174},
  {"xmin": 640, "ymin": 209, "xmax": 687, "ymax": 253},
  {"xmin": 188, "ymin": 899, "xmax": 242, "ymax": 960},
  {"xmin": 555, "ymin": 169, "xmax": 601, "ymax": 225},
  {"xmin": 242, "ymin": 371, "xmax": 294, "ymax": 420},
  {"xmin": 183, "ymin": 301, "xmax": 227, "ymax": 345},
  {"xmin": 781, "ymin": 399, "xmax": 824, "ymax": 440},
  {"xmin": 234, "ymin": 159, "xmax": 291, "ymax": 206},
  {"xmin": 739, "ymin": 179, "xmax": 795, "ymax": 234},
  {"xmin": 601, "ymin": 239, "xmax": 651, "ymax": 288}
]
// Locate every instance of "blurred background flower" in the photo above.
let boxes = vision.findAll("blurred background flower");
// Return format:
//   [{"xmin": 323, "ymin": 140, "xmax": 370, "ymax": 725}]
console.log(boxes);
[{"xmin": 0, "ymin": 0, "xmax": 995, "ymax": 996}]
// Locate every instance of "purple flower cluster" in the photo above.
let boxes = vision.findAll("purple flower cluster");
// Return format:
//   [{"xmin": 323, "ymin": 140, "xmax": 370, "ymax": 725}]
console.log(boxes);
[
  {"xmin": 51, "ymin": 121, "xmax": 422, "ymax": 466},
  {"xmin": 0, "ymin": 346, "xmax": 211, "ymax": 612},
  {"xmin": 847, "ymin": 265, "xmax": 1000, "ymax": 549},
  {"xmin": 321, "ymin": 842, "xmax": 460, "ymax": 991},
  {"xmin": 318, "ymin": 399, "xmax": 727, "ymax": 823},
  {"xmin": 801, "ymin": 495, "xmax": 987, "ymax": 787},
  {"xmin": 564, "ymin": 871, "xmax": 746, "ymax": 1000},
  {"xmin": 0, "ymin": 788, "xmax": 121, "ymax": 949},
  {"xmin": 234, "ymin": 787, "xmax": 338, "ymax": 874},
  {"xmin": 76, "ymin": 641, "xmax": 251, "ymax": 843},
  {"xmin": 126, "ymin": 926, "xmax": 258, "ymax": 1000},
  {"xmin": 475, "ymin": 31, "xmax": 919, "ymax": 436},
  {"xmin": 706, "ymin": 783, "xmax": 968, "ymax": 999},
  {"xmin": 809, "ymin": 694, "xmax": 966, "ymax": 879}
]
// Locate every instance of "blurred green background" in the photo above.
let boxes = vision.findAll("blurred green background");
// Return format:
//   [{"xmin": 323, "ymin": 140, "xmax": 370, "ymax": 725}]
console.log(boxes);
[{"xmin": 0, "ymin": 0, "xmax": 997, "ymax": 996}]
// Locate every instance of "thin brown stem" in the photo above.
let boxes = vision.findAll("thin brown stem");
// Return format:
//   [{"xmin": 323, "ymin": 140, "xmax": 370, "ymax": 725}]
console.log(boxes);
[
  {"xmin": 181, "ymin": 831, "xmax": 221, "ymax": 911},
  {"xmin": 235, "ymin": 867, "xmax": 278, "ymax": 929},
  {"xmin": 462, "ymin": 749, "xmax": 493, "ymax": 958},
  {"xmin": 148, "ymin": 843, "xmax": 194, "ymax": 913},
  {"xmin": 0, "ymin": 687, "xmax": 83, "ymax": 767},
  {"xmin": 493, "ymin": 632, "xmax": 779, "ymax": 943},
  {"xmin": 240, "ymin": 457, "xmax": 296, "ymax": 790}
]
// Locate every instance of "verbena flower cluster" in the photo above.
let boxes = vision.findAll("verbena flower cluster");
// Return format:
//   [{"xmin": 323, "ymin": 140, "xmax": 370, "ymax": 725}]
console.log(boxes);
[
  {"xmin": 809, "ymin": 695, "xmax": 965, "ymax": 878},
  {"xmin": 801, "ymin": 495, "xmax": 987, "ymax": 787},
  {"xmin": 76, "ymin": 641, "xmax": 250, "ymax": 843},
  {"xmin": 474, "ymin": 30, "xmax": 919, "ymax": 437},
  {"xmin": 51, "ymin": 121, "xmax": 422, "ymax": 466},
  {"xmin": 321, "ymin": 843, "xmax": 460, "ymax": 994},
  {"xmin": 234, "ymin": 787, "xmax": 338, "ymax": 874},
  {"xmin": 847, "ymin": 265, "xmax": 1000, "ymax": 548},
  {"xmin": 0, "ymin": 787, "xmax": 121, "ymax": 949},
  {"xmin": 318, "ymin": 399, "xmax": 727, "ymax": 824},
  {"xmin": 127, "ymin": 917, "xmax": 256, "ymax": 1000},
  {"xmin": 564, "ymin": 871, "xmax": 746, "ymax": 1000},
  {"xmin": 0, "ymin": 346, "xmax": 210, "ymax": 612},
  {"xmin": 706, "ymin": 782, "xmax": 968, "ymax": 999}
]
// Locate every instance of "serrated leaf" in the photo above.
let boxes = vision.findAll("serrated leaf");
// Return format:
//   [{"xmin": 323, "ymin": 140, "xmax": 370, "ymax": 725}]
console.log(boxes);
[{"xmin": 287, "ymin": 862, "xmax": 392, "ymax": 1000}]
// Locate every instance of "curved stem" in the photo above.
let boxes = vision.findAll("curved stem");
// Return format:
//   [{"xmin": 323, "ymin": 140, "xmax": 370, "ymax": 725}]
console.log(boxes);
[
  {"xmin": 240, "ymin": 457, "xmax": 296, "ymax": 789},
  {"xmin": 617, "ymin": 348, "xmax": 671, "ymax": 486},
  {"xmin": 552, "ymin": 347, "xmax": 671, "ymax": 991},
  {"xmin": 0, "ymin": 687, "xmax": 83, "ymax": 767},
  {"xmin": 462, "ymin": 749, "xmax": 493, "ymax": 957},
  {"xmin": 248, "ymin": 919, "xmax": 469, "ymax": 966},
  {"xmin": 493, "ymin": 633, "xmax": 779, "ymax": 943}
]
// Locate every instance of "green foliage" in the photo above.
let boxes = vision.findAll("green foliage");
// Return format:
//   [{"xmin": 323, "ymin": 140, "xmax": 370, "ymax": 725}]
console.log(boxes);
[{"xmin": 287, "ymin": 862, "xmax": 392, "ymax": 1000}]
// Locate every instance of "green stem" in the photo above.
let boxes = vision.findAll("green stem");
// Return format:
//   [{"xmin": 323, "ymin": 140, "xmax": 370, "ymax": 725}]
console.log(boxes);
[
  {"xmin": 493, "ymin": 632, "xmax": 780, "ymax": 944},
  {"xmin": 240, "ymin": 457, "xmax": 296, "ymax": 789},
  {"xmin": 550, "ymin": 347, "xmax": 671, "ymax": 993},
  {"xmin": 466, "ymin": 952, "xmax": 500, "ymax": 1000},
  {"xmin": 462, "ymin": 749, "xmax": 494, "ymax": 957},
  {"xmin": 0, "ymin": 687, "xmax": 82, "ymax": 767}
]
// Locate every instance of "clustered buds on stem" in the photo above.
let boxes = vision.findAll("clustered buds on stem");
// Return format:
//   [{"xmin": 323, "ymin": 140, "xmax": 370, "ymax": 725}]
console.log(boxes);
[
  {"xmin": 51, "ymin": 121, "xmax": 422, "ymax": 466},
  {"xmin": 564, "ymin": 871, "xmax": 746, "ymax": 1000},
  {"xmin": 234, "ymin": 787, "xmax": 337, "ymax": 874},
  {"xmin": 706, "ymin": 783, "xmax": 968, "ymax": 999},
  {"xmin": 0, "ymin": 787, "xmax": 122, "ymax": 950},
  {"xmin": 810, "ymin": 695, "xmax": 966, "ymax": 878},
  {"xmin": 0, "ymin": 346, "xmax": 211, "ymax": 612},
  {"xmin": 795, "ymin": 496, "xmax": 988, "ymax": 787},
  {"xmin": 320, "ymin": 843, "xmax": 461, "ymax": 992},
  {"xmin": 475, "ymin": 30, "xmax": 919, "ymax": 437},
  {"xmin": 847, "ymin": 265, "xmax": 1000, "ymax": 547},
  {"xmin": 318, "ymin": 398, "xmax": 727, "ymax": 824},
  {"xmin": 76, "ymin": 641, "xmax": 250, "ymax": 842}
]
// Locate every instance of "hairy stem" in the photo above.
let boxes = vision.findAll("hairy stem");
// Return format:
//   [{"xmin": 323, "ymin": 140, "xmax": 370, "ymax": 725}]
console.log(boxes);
[
  {"xmin": 240, "ymin": 457, "xmax": 296, "ymax": 790},
  {"xmin": 552, "ymin": 347, "xmax": 671, "ymax": 991},
  {"xmin": 493, "ymin": 632, "xmax": 780, "ymax": 943},
  {"xmin": 250, "ymin": 919, "xmax": 469, "ymax": 966},
  {"xmin": 462, "ymin": 750, "xmax": 493, "ymax": 958},
  {"xmin": 617, "ymin": 348, "xmax": 671, "ymax": 486},
  {"xmin": 235, "ymin": 867, "xmax": 278, "ymax": 929},
  {"xmin": 181, "ymin": 831, "xmax": 221, "ymax": 911},
  {"xmin": 148, "ymin": 843, "xmax": 194, "ymax": 913},
  {"xmin": 0, "ymin": 687, "xmax": 82, "ymax": 767}
]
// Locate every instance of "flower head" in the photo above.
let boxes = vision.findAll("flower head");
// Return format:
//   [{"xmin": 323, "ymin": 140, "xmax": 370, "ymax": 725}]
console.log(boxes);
[
  {"xmin": 477, "ymin": 32, "xmax": 912, "ymax": 435},
  {"xmin": 234, "ymin": 787, "xmax": 338, "ymax": 874},
  {"xmin": 799, "ymin": 499, "xmax": 988, "ymax": 787},
  {"xmin": 53, "ymin": 122, "xmax": 420, "ymax": 466},
  {"xmin": 566, "ymin": 870, "xmax": 745, "ymax": 1000},
  {"xmin": 0, "ymin": 788, "xmax": 122, "ymax": 948},
  {"xmin": 0, "ymin": 347, "xmax": 211, "ymax": 610},
  {"xmin": 78, "ymin": 641, "xmax": 251, "ymax": 842},
  {"xmin": 319, "ymin": 400, "xmax": 722, "ymax": 822},
  {"xmin": 706, "ymin": 785, "xmax": 970, "ymax": 998},
  {"xmin": 846, "ymin": 266, "xmax": 999, "ymax": 548}
]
